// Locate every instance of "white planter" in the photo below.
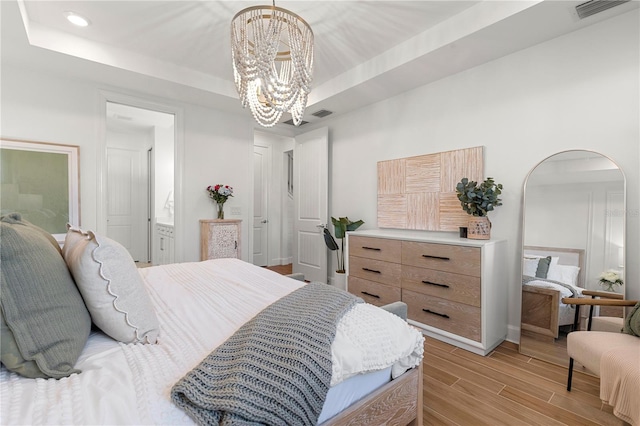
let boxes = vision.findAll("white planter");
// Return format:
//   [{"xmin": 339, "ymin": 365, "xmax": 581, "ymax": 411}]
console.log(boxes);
[{"xmin": 332, "ymin": 272, "xmax": 347, "ymax": 291}]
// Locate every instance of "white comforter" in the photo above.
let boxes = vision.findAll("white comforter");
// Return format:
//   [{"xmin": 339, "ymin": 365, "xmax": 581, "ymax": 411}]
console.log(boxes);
[{"xmin": 1, "ymin": 258, "xmax": 423, "ymax": 425}]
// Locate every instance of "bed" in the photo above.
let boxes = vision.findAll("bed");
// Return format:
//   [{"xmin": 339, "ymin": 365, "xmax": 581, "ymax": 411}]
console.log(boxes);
[
  {"xmin": 0, "ymin": 215, "xmax": 424, "ymax": 425},
  {"xmin": 521, "ymin": 246, "xmax": 585, "ymax": 338}
]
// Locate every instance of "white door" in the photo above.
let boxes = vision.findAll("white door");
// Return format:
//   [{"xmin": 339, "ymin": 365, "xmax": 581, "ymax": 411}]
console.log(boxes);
[
  {"xmin": 106, "ymin": 145, "xmax": 149, "ymax": 262},
  {"xmin": 253, "ymin": 145, "xmax": 269, "ymax": 266},
  {"xmin": 293, "ymin": 127, "xmax": 328, "ymax": 283}
]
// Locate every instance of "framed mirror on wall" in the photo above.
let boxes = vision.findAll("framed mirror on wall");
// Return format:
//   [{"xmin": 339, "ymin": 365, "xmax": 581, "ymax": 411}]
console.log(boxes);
[
  {"xmin": 0, "ymin": 139, "xmax": 80, "ymax": 243},
  {"xmin": 519, "ymin": 150, "xmax": 626, "ymax": 367}
]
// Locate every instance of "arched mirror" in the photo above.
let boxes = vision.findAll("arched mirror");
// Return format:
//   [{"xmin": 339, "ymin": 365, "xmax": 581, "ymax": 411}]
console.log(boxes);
[{"xmin": 519, "ymin": 150, "xmax": 626, "ymax": 367}]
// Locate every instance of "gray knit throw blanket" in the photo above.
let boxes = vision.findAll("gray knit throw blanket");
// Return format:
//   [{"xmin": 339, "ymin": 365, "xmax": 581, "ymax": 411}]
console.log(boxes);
[{"xmin": 171, "ymin": 282, "xmax": 361, "ymax": 426}]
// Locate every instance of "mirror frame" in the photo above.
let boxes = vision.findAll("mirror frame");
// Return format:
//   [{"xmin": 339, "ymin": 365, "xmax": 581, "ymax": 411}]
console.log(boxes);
[{"xmin": 519, "ymin": 149, "xmax": 626, "ymax": 365}]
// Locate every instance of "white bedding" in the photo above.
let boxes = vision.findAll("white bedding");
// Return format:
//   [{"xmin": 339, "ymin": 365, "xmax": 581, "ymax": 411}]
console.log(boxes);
[
  {"xmin": 523, "ymin": 277, "xmax": 583, "ymax": 300},
  {"xmin": 1, "ymin": 258, "xmax": 424, "ymax": 425}
]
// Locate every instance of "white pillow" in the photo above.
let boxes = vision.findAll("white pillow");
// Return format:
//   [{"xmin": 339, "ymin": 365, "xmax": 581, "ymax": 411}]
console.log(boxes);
[
  {"xmin": 547, "ymin": 264, "xmax": 581, "ymax": 287},
  {"xmin": 523, "ymin": 258, "xmax": 539, "ymax": 277},
  {"xmin": 524, "ymin": 255, "xmax": 560, "ymax": 278},
  {"xmin": 63, "ymin": 226, "xmax": 160, "ymax": 344},
  {"xmin": 525, "ymin": 254, "xmax": 560, "ymax": 268}
]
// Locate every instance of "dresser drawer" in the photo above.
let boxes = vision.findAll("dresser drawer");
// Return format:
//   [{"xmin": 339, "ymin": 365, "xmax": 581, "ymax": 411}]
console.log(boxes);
[
  {"xmin": 402, "ymin": 265, "xmax": 480, "ymax": 307},
  {"xmin": 404, "ymin": 289, "xmax": 481, "ymax": 342},
  {"xmin": 349, "ymin": 236, "xmax": 401, "ymax": 263},
  {"xmin": 402, "ymin": 241, "xmax": 481, "ymax": 277},
  {"xmin": 349, "ymin": 256, "xmax": 401, "ymax": 287},
  {"xmin": 348, "ymin": 276, "xmax": 401, "ymax": 307}
]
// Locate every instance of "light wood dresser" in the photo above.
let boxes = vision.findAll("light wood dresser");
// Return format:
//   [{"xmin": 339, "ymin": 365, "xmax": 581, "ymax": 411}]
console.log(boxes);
[
  {"xmin": 200, "ymin": 219, "xmax": 242, "ymax": 260},
  {"xmin": 347, "ymin": 229, "xmax": 507, "ymax": 356}
]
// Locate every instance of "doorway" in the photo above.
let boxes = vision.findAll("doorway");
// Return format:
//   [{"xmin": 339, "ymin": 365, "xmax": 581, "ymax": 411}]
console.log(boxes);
[
  {"xmin": 251, "ymin": 127, "xmax": 328, "ymax": 283},
  {"xmin": 105, "ymin": 102, "xmax": 175, "ymax": 264},
  {"xmin": 252, "ymin": 132, "xmax": 295, "ymax": 269}
]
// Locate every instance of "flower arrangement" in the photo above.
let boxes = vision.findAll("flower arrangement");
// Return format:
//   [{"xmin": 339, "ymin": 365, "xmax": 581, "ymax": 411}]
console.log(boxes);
[
  {"xmin": 599, "ymin": 269, "xmax": 624, "ymax": 292},
  {"xmin": 206, "ymin": 184, "xmax": 233, "ymax": 219}
]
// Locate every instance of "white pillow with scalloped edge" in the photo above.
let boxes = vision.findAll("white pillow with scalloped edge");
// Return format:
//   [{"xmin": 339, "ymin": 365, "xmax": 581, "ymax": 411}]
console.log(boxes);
[{"xmin": 63, "ymin": 226, "xmax": 159, "ymax": 344}]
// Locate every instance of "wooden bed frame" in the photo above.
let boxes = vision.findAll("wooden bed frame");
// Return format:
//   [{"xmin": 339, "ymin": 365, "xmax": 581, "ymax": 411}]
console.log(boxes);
[
  {"xmin": 323, "ymin": 360, "xmax": 423, "ymax": 426},
  {"xmin": 521, "ymin": 286, "xmax": 560, "ymax": 338},
  {"xmin": 521, "ymin": 246, "xmax": 585, "ymax": 339}
]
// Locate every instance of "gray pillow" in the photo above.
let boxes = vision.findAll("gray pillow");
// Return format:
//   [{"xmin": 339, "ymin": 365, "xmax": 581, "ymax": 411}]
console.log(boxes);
[
  {"xmin": 535, "ymin": 256, "xmax": 552, "ymax": 279},
  {"xmin": 0, "ymin": 213, "xmax": 91, "ymax": 378},
  {"xmin": 0, "ymin": 313, "xmax": 46, "ymax": 378},
  {"xmin": 623, "ymin": 301, "xmax": 640, "ymax": 337}
]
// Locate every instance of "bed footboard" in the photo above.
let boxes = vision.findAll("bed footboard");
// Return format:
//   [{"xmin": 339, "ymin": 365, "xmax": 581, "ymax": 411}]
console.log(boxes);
[
  {"xmin": 521, "ymin": 285, "xmax": 560, "ymax": 338},
  {"xmin": 321, "ymin": 360, "xmax": 423, "ymax": 426}
]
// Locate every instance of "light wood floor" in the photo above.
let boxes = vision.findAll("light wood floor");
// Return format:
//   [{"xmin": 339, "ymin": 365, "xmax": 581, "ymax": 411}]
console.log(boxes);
[
  {"xmin": 265, "ymin": 264, "xmax": 623, "ymax": 425},
  {"xmin": 423, "ymin": 337, "xmax": 624, "ymax": 426},
  {"xmin": 264, "ymin": 264, "xmax": 293, "ymax": 275}
]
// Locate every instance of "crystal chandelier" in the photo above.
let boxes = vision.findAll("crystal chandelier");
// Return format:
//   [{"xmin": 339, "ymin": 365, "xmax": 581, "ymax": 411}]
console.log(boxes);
[{"xmin": 231, "ymin": 2, "xmax": 314, "ymax": 127}]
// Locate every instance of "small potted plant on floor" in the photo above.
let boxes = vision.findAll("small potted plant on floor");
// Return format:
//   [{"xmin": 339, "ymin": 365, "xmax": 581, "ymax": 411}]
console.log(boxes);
[{"xmin": 455, "ymin": 177, "xmax": 503, "ymax": 239}]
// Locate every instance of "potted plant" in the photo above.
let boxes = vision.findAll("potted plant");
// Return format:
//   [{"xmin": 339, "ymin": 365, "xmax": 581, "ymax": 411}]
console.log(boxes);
[
  {"xmin": 323, "ymin": 217, "xmax": 364, "ymax": 276},
  {"xmin": 455, "ymin": 177, "xmax": 503, "ymax": 239}
]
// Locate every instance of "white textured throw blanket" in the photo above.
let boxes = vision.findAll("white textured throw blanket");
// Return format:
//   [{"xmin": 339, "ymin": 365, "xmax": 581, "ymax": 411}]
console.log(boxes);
[{"xmin": 171, "ymin": 283, "xmax": 359, "ymax": 426}]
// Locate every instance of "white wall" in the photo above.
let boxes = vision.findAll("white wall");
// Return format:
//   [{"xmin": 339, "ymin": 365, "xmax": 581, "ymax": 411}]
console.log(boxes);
[
  {"xmin": 2, "ymin": 9, "xmax": 638, "ymax": 342},
  {"xmin": 1, "ymin": 65, "xmax": 255, "ymax": 263},
  {"xmin": 306, "ymin": 10, "xmax": 640, "ymax": 340},
  {"xmin": 526, "ymin": 182, "xmax": 625, "ymax": 288}
]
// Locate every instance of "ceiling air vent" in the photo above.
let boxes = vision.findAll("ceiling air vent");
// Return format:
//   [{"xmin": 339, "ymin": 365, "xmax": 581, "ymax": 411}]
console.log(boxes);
[
  {"xmin": 311, "ymin": 109, "xmax": 333, "ymax": 118},
  {"xmin": 575, "ymin": 0, "xmax": 630, "ymax": 19},
  {"xmin": 283, "ymin": 119, "xmax": 309, "ymax": 126}
]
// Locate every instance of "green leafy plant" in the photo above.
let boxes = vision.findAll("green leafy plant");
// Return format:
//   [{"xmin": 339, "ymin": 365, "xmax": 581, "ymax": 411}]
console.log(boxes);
[
  {"xmin": 455, "ymin": 177, "xmax": 503, "ymax": 217},
  {"xmin": 323, "ymin": 217, "xmax": 364, "ymax": 273}
]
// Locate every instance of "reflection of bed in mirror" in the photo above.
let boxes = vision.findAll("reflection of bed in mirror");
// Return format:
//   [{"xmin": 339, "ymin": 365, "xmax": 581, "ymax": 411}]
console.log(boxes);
[{"xmin": 521, "ymin": 246, "xmax": 585, "ymax": 339}]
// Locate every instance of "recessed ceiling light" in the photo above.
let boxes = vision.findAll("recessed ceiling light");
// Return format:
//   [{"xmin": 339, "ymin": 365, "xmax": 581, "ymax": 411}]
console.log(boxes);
[{"xmin": 64, "ymin": 11, "xmax": 90, "ymax": 27}]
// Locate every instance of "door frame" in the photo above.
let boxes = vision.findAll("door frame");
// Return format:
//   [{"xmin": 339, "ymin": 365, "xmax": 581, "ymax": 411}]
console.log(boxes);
[{"xmin": 98, "ymin": 91, "xmax": 184, "ymax": 262}]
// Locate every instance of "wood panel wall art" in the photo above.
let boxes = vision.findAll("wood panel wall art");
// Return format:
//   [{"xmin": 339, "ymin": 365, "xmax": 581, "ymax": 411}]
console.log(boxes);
[{"xmin": 377, "ymin": 146, "xmax": 484, "ymax": 231}]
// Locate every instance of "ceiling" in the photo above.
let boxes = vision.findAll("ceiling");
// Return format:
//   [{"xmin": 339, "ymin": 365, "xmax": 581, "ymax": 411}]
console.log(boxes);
[{"xmin": 3, "ymin": 0, "xmax": 638, "ymax": 130}]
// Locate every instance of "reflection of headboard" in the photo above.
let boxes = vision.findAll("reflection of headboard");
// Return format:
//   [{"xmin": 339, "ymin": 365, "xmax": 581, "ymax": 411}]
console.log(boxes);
[{"xmin": 524, "ymin": 246, "xmax": 585, "ymax": 288}]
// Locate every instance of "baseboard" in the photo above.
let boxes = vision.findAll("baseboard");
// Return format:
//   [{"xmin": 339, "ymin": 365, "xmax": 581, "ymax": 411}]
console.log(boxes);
[{"xmin": 507, "ymin": 324, "xmax": 520, "ymax": 344}]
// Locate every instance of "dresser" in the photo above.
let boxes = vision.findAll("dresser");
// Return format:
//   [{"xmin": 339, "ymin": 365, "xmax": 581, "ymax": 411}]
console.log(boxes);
[
  {"xmin": 347, "ymin": 229, "xmax": 507, "ymax": 356},
  {"xmin": 200, "ymin": 219, "xmax": 242, "ymax": 260}
]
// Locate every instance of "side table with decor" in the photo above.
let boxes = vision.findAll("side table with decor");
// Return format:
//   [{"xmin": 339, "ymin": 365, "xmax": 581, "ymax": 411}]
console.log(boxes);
[{"xmin": 200, "ymin": 219, "xmax": 242, "ymax": 260}]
